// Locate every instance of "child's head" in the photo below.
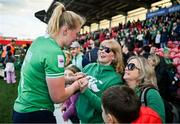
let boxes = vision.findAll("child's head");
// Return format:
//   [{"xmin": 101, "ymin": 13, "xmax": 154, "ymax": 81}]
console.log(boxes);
[
  {"xmin": 65, "ymin": 64, "xmax": 81, "ymax": 78},
  {"xmin": 102, "ymin": 85, "xmax": 141, "ymax": 123}
]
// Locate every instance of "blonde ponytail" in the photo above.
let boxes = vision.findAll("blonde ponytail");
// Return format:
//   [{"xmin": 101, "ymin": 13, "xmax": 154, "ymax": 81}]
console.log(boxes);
[
  {"xmin": 47, "ymin": 2, "xmax": 65, "ymax": 36},
  {"xmin": 47, "ymin": 2, "xmax": 85, "ymax": 37}
]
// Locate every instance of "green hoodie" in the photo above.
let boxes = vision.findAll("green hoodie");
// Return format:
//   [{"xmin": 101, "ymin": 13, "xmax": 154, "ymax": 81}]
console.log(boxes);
[{"xmin": 76, "ymin": 63, "xmax": 123, "ymax": 123}]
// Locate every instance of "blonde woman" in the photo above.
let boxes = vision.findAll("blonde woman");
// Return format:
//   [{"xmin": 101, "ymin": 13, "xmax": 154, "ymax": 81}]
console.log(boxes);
[
  {"xmin": 123, "ymin": 56, "xmax": 165, "ymax": 123},
  {"xmin": 148, "ymin": 54, "xmax": 160, "ymax": 68},
  {"xmin": 76, "ymin": 39, "xmax": 124, "ymax": 123},
  {"xmin": 13, "ymin": 2, "xmax": 85, "ymax": 123},
  {"xmin": 148, "ymin": 54, "xmax": 172, "ymax": 103}
]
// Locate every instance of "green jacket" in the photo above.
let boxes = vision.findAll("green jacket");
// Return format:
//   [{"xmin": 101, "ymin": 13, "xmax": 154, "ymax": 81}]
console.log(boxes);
[
  {"xmin": 136, "ymin": 87, "xmax": 165, "ymax": 123},
  {"xmin": 76, "ymin": 63, "xmax": 123, "ymax": 123}
]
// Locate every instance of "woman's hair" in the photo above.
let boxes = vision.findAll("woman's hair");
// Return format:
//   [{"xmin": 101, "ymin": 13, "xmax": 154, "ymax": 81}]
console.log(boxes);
[
  {"xmin": 100, "ymin": 39, "xmax": 124, "ymax": 73},
  {"xmin": 63, "ymin": 50, "xmax": 72, "ymax": 66},
  {"xmin": 64, "ymin": 50, "xmax": 71, "ymax": 58},
  {"xmin": 148, "ymin": 54, "xmax": 160, "ymax": 67},
  {"xmin": 127, "ymin": 56, "xmax": 157, "ymax": 88},
  {"xmin": 65, "ymin": 64, "xmax": 81, "ymax": 73},
  {"xmin": 102, "ymin": 85, "xmax": 141, "ymax": 123},
  {"xmin": 47, "ymin": 2, "xmax": 85, "ymax": 36}
]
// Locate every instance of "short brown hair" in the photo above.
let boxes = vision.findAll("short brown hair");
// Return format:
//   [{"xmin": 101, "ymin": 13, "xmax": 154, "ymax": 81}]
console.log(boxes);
[{"xmin": 102, "ymin": 85, "xmax": 141, "ymax": 123}]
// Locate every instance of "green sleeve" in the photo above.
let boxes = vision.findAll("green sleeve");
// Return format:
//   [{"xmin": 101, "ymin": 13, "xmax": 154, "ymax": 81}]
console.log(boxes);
[
  {"xmin": 146, "ymin": 89, "xmax": 165, "ymax": 123},
  {"xmin": 82, "ymin": 89, "xmax": 102, "ymax": 112}
]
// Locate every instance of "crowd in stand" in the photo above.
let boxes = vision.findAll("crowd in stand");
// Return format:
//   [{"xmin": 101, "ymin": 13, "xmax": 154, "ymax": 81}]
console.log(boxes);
[
  {"xmin": 61, "ymin": 11, "xmax": 180, "ymax": 123},
  {"xmin": 74, "ymin": 11, "xmax": 180, "ymax": 81}
]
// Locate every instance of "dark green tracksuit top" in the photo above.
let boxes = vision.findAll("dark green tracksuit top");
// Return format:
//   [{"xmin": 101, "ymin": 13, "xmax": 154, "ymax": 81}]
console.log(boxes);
[{"xmin": 76, "ymin": 63, "xmax": 123, "ymax": 123}]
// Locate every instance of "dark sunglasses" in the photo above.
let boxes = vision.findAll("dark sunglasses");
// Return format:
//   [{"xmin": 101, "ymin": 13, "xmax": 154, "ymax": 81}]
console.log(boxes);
[
  {"xmin": 99, "ymin": 45, "xmax": 112, "ymax": 53},
  {"xmin": 126, "ymin": 63, "xmax": 140, "ymax": 71}
]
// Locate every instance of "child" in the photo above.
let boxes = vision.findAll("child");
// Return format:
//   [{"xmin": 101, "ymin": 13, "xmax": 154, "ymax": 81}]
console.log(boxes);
[
  {"xmin": 61, "ymin": 64, "xmax": 81, "ymax": 123},
  {"xmin": 4, "ymin": 46, "xmax": 16, "ymax": 84},
  {"xmin": 102, "ymin": 85, "xmax": 162, "ymax": 123}
]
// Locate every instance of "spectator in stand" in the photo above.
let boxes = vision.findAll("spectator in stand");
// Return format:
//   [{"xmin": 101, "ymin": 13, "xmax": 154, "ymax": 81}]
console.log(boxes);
[
  {"xmin": 148, "ymin": 54, "xmax": 160, "ymax": 69},
  {"xmin": 123, "ymin": 56, "xmax": 165, "ymax": 122},
  {"xmin": 83, "ymin": 39, "xmax": 100, "ymax": 67},
  {"xmin": 147, "ymin": 54, "xmax": 168, "ymax": 99},
  {"xmin": 12, "ymin": 2, "xmax": 85, "ymax": 123},
  {"xmin": 99, "ymin": 30, "xmax": 106, "ymax": 42},
  {"xmin": 150, "ymin": 25, "xmax": 157, "ymax": 45},
  {"xmin": 140, "ymin": 45, "xmax": 151, "ymax": 59},
  {"xmin": 122, "ymin": 39, "xmax": 135, "ymax": 65},
  {"xmin": 70, "ymin": 41, "xmax": 84, "ymax": 70},
  {"xmin": 102, "ymin": 85, "xmax": 162, "ymax": 123},
  {"xmin": 136, "ymin": 30, "xmax": 144, "ymax": 47},
  {"xmin": 172, "ymin": 18, "xmax": 180, "ymax": 41},
  {"xmin": 150, "ymin": 45, "xmax": 157, "ymax": 54},
  {"xmin": 155, "ymin": 30, "xmax": 161, "ymax": 48},
  {"xmin": 76, "ymin": 39, "xmax": 124, "ymax": 123},
  {"xmin": 144, "ymin": 29, "xmax": 150, "ymax": 47},
  {"xmin": 160, "ymin": 27, "xmax": 169, "ymax": 48}
]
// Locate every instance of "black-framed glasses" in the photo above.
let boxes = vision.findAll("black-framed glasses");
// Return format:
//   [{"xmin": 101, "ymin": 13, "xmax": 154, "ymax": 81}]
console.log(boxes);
[
  {"xmin": 99, "ymin": 45, "xmax": 112, "ymax": 53},
  {"xmin": 126, "ymin": 63, "xmax": 140, "ymax": 71}
]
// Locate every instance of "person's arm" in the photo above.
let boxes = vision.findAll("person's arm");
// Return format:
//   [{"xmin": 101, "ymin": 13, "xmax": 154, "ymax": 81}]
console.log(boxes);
[
  {"xmin": 82, "ymin": 89, "xmax": 102, "ymax": 112},
  {"xmin": 78, "ymin": 77, "xmax": 102, "ymax": 112},
  {"xmin": 47, "ymin": 77, "xmax": 79, "ymax": 103},
  {"xmin": 79, "ymin": 75, "xmax": 122, "ymax": 112}
]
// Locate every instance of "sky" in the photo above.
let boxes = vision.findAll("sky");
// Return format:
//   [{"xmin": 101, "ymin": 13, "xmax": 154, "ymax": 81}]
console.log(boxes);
[{"xmin": 0, "ymin": 0, "xmax": 53, "ymax": 39}]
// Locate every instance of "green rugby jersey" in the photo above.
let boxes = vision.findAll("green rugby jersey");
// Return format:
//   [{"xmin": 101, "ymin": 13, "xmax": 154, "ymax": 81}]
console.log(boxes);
[{"xmin": 14, "ymin": 35, "xmax": 65, "ymax": 113}]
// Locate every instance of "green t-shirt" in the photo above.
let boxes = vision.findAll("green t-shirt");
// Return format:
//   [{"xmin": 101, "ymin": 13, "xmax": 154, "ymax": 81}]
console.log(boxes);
[{"xmin": 14, "ymin": 35, "xmax": 65, "ymax": 113}]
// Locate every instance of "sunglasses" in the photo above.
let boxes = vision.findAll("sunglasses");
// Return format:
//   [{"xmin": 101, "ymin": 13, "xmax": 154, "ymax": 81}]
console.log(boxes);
[
  {"xmin": 99, "ymin": 45, "xmax": 112, "ymax": 53},
  {"xmin": 126, "ymin": 63, "xmax": 140, "ymax": 71}
]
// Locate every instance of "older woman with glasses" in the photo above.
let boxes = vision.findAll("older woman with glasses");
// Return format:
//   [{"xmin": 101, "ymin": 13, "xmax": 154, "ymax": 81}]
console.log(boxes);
[
  {"xmin": 75, "ymin": 39, "xmax": 124, "ymax": 123},
  {"xmin": 123, "ymin": 56, "xmax": 165, "ymax": 123}
]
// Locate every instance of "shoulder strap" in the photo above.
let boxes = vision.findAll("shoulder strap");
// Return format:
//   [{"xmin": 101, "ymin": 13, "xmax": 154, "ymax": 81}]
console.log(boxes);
[
  {"xmin": 140, "ymin": 87, "xmax": 157, "ymax": 106},
  {"xmin": 168, "ymin": 102, "xmax": 180, "ymax": 123},
  {"xmin": 88, "ymin": 52, "xmax": 91, "ymax": 62}
]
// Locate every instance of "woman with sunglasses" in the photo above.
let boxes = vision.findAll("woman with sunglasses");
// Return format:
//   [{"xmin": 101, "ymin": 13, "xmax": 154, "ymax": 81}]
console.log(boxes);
[
  {"xmin": 75, "ymin": 39, "xmax": 124, "ymax": 123},
  {"xmin": 123, "ymin": 56, "xmax": 165, "ymax": 123}
]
